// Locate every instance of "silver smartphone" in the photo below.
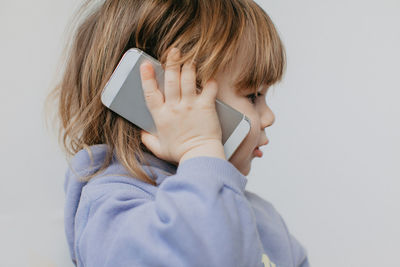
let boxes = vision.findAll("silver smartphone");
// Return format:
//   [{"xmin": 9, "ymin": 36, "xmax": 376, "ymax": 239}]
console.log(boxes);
[{"xmin": 101, "ymin": 48, "xmax": 250, "ymax": 160}]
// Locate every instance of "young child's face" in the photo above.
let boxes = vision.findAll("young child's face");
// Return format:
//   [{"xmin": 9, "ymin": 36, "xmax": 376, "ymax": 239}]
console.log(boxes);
[{"xmin": 214, "ymin": 52, "xmax": 275, "ymax": 176}]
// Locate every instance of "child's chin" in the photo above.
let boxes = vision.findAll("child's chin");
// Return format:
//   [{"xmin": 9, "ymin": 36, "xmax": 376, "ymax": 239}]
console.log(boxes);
[{"xmin": 238, "ymin": 163, "xmax": 251, "ymax": 177}]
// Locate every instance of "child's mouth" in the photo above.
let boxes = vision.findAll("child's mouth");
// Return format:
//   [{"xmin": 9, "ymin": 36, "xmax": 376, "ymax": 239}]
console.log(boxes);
[{"xmin": 253, "ymin": 147, "xmax": 263, "ymax": 157}]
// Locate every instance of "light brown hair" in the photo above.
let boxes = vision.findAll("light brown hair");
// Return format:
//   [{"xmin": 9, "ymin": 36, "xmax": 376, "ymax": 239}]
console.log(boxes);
[{"xmin": 44, "ymin": 0, "xmax": 286, "ymax": 185}]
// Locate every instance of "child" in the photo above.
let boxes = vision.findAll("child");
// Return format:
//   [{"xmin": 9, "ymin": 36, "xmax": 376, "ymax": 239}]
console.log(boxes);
[{"xmin": 48, "ymin": 0, "xmax": 310, "ymax": 266}]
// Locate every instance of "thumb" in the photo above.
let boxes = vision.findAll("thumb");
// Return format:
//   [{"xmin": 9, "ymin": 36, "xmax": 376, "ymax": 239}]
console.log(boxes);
[{"xmin": 141, "ymin": 130, "xmax": 162, "ymax": 158}]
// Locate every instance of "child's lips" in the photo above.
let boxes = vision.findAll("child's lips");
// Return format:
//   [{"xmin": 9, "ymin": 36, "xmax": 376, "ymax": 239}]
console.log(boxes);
[
  {"xmin": 253, "ymin": 147, "xmax": 263, "ymax": 157},
  {"xmin": 253, "ymin": 139, "xmax": 269, "ymax": 158}
]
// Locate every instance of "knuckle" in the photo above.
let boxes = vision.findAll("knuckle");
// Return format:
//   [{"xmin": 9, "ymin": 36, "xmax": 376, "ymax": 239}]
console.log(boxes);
[
  {"xmin": 181, "ymin": 76, "xmax": 194, "ymax": 86},
  {"xmin": 168, "ymin": 104, "xmax": 180, "ymax": 114},
  {"xmin": 181, "ymin": 102, "xmax": 193, "ymax": 111},
  {"xmin": 143, "ymin": 85, "xmax": 157, "ymax": 95},
  {"xmin": 166, "ymin": 79, "xmax": 177, "ymax": 87},
  {"xmin": 183, "ymin": 61, "xmax": 195, "ymax": 71},
  {"xmin": 143, "ymin": 89, "xmax": 153, "ymax": 99},
  {"xmin": 165, "ymin": 61, "xmax": 180, "ymax": 70}
]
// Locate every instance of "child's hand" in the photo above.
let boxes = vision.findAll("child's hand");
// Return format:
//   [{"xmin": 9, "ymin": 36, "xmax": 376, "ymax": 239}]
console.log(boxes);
[{"xmin": 139, "ymin": 47, "xmax": 226, "ymax": 166}]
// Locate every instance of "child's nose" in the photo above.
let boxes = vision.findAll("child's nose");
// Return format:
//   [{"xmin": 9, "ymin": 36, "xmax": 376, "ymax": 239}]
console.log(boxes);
[{"xmin": 260, "ymin": 108, "xmax": 275, "ymax": 130}]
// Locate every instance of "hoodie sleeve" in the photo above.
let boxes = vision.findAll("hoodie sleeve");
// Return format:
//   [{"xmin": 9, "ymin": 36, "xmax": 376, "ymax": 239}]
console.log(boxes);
[
  {"xmin": 75, "ymin": 156, "xmax": 266, "ymax": 267},
  {"xmin": 277, "ymin": 212, "xmax": 310, "ymax": 267},
  {"xmin": 288, "ymin": 233, "xmax": 310, "ymax": 267}
]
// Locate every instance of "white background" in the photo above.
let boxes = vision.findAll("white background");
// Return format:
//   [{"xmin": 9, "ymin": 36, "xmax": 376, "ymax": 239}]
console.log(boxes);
[{"xmin": 0, "ymin": 0, "xmax": 399, "ymax": 266}]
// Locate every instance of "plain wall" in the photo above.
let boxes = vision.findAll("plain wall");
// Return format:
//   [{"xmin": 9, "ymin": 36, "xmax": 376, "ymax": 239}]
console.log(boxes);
[{"xmin": 0, "ymin": 0, "xmax": 399, "ymax": 266}]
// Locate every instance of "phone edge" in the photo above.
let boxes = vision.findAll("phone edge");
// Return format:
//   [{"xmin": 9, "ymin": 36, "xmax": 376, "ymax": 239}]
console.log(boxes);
[
  {"xmin": 223, "ymin": 115, "xmax": 251, "ymax": 160},
  {"xmin": 101, "ymin": 48, "xmax": 142, "ymax": 107}
]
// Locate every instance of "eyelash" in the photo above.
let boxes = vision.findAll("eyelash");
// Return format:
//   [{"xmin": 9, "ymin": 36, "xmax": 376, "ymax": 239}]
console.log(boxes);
[{"xmin": 246, "ymin": 92, "xmax": 263, "ymax": 104}]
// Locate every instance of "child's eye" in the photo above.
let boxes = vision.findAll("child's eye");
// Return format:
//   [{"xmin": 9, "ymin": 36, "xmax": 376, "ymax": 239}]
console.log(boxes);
[{"xmin": 246, "ymin": 92, "xmax": 262, "ymax": 104}]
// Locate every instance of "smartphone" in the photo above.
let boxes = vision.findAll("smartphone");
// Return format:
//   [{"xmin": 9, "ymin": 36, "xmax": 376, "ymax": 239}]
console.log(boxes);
[{"xmin": 101, "ymin": 48, "xmax": 250, "ymax": 160}]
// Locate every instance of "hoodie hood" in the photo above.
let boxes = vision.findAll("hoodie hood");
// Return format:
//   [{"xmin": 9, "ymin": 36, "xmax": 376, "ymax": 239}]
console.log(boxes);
[{"xmin": 63, "ymin": 144, "xmax": 177, "ymax": 264}]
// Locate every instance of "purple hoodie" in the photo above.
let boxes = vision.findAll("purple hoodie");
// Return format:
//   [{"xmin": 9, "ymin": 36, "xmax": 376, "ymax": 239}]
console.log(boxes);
[{"xmin": 64, "ymin": 144, "xmax": 309, "ymax": 267}]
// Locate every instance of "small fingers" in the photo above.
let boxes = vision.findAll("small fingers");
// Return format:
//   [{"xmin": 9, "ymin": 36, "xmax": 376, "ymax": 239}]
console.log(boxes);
[
  {"xmin": 140, "ymin": 61, "xmax": 163, "ymax": 110},
  {"xmin": 200, "ymin": 79, "xmax": 219, "ymax": 102},
  {"xmin": 164, "ymin": 48, "xmax": 181, "ymax": 104},
  {"xmin": 181, "ymin": 61, "xmax": 197, "ymax": 100}
]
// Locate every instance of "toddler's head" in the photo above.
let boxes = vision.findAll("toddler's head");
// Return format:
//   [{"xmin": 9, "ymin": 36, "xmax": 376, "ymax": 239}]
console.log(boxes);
[{"xmin": 46, "ymin": 0, "xmax": 285, "ymax": 183}]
